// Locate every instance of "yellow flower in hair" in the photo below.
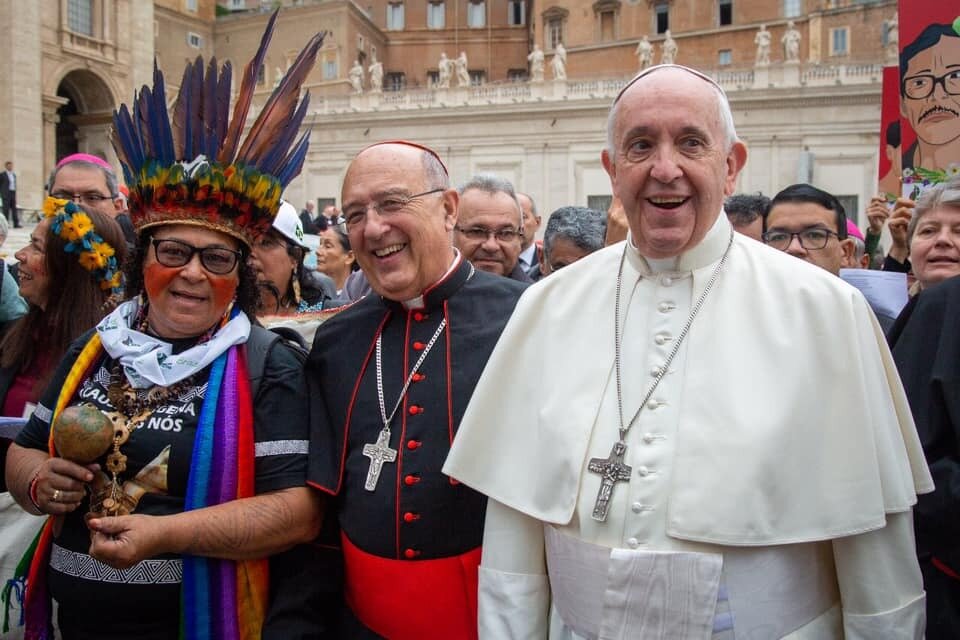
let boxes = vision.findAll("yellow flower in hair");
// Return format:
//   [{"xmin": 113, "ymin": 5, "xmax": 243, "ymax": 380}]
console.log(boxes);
[
  {"xmin": 78, "ymin": 249, "xmax": 107, "ymax": 271},
  {"xmin": 61, "ymin": 212, "xmax": 94, "ymax": 243},
  {"xmin": 91, "ymin": 240, "xmax": 115, "ymax": 259},
  {"xmin": 43, "ymin": 196, "xmax": 70, "ymax": 218},
  {"xmin": 101, "ymin": 271, "xmax": 123, "ymax": 291}
]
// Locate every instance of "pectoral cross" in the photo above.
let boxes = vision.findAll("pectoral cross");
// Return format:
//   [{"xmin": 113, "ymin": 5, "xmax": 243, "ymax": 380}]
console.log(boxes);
[
  {"xmin": 588, "ymin": 441, "xmax": 632, "ymax": 522},
  {"xmin": 362, "ymin": 428, "xmax": 397, "ymax": 491}
]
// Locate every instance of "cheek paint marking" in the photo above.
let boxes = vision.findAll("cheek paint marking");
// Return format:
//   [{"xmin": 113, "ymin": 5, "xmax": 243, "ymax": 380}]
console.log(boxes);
[
  {"xmin": 209, "ymin": 275, "xmax": 238, "ymax": 309},
  {"xmin": 144, "ymin": 263, "xmax": 181, "ymax": 302}
]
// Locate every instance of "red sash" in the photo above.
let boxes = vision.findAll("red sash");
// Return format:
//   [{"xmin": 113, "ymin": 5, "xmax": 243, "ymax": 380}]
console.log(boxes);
[{"xmin": 341, "ymin": 532, "xmax": 480, "ymax": 639}]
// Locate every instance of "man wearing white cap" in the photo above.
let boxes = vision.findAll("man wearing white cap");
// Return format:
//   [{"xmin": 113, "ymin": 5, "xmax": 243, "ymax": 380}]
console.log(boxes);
[{"xmin": 444, "ymin": 65, "xmax": 932, "ymax": 638}]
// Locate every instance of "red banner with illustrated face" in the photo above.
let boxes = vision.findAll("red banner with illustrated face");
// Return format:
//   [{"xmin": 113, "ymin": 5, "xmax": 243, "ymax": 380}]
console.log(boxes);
[
  {"xmin": 898, "ymin": 4, "xmax": 960, "ymax": 197},
  {"xmin": 879, "ymin": 66, "xmax": 902, "ymax": 199}
]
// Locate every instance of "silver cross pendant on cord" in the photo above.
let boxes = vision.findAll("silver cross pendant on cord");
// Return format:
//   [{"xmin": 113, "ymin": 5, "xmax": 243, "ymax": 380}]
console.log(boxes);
[
  {"xmin": 362, "ymin": 428, "xmax": 398, "ymax": 491},
  {"xmin": 588, "ymin": 441, "xmax": 632, "ymax": 521}
]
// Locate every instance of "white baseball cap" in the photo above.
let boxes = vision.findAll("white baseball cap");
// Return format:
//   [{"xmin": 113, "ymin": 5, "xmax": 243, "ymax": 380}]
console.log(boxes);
[{"xmin": 272, "ymin": 200, "xmax": 309, "ymax": 248}]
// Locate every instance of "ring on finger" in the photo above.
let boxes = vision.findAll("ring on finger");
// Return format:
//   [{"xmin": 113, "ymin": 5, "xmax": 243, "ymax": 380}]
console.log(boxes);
[{"xmin": 52, "ymin": 489, "xmax": 61, "ymax": 502}]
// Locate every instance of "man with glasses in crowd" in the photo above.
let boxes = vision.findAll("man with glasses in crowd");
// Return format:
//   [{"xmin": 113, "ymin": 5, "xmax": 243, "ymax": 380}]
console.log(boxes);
[
  {"xmin": 763, "ymin": 183, "xmax": 855, "ymax": 276},
  {"xmin": 47, "ymin": 153, "xmax": 137, "ymax": 245},
  {"xmin": 284, "ymin": 141, "xmax": 526, "ymax": 638},
  {"xmin": 763, "ymin": 183, "xmax": 897, "ymax": 331},
  {"xmin": 453, "ymin": 174, "xmax": 532, "ymax": 283}
]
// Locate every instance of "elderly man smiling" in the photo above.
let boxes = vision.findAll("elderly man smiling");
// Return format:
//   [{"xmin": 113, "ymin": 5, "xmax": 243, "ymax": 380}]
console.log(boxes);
[{"xmin": 445, "ymin": 65, "xmax": 932, "ymax": 639}]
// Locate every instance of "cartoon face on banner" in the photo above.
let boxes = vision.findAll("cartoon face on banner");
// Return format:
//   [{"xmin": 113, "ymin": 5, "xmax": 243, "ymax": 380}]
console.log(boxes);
[{"xmin": 898, "ymin": 7, "xmax": 960, "ymax": 198}]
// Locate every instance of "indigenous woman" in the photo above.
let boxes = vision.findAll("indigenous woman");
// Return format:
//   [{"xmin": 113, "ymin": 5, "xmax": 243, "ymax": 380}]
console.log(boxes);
[
  {"xmin": 250, "ymin": 201, "xmax": 333, "ymax": 316},
  {"xmin": 315, "ymin": 223, "xmax": 357, "ymax": 296},
  {"xmin": 0, "ymin": 201, "xmax": 124, "ymax": 635},
  {"xmin": 4, "ymin": 14, "xmax": 324, "ymax": 640}
]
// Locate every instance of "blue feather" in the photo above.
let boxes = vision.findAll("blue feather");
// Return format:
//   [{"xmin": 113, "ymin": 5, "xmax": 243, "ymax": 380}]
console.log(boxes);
[
  {"xmin": 152, "ymin": 62, "xmax": 175, "ymax": 165},
  {"xmin": 257, "ymin": 92, "xmax": 310, "ymax": 175},
  {"xmin": 275, "ymin": 130, "xmax": 311, "ymax": 187}
]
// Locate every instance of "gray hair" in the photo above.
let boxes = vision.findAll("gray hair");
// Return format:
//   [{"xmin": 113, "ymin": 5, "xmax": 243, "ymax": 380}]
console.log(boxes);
[
  {"xmin": 458, "ymin": 173, "xmax": 522, "ymax": 228},
  {"xmin": 47, "ymin": 158, "xmax": 120, "ymax": 198},
  {"xmin": 908, "ymin": 173, "xmax": 960, "ymax": 244},
  {"xmin": 518, "ymin": 192, "xmax": 537, "ymax": 217},
  {"xmin": 543, "ymin": 206, "xmax": 607, "ymax": 258},
  {"xmin": 422, "ymin": 151, "xmax": 450, "ymax": 190},
  {"xmin": 605, "ymin": 64, "xmax": 738, "ymax": 157}
]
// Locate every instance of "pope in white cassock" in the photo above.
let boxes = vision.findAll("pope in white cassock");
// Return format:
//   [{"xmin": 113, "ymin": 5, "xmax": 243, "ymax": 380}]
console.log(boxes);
[{"xmin": 443, "ymin": 64, "xmax": 934, "ymax": 639}]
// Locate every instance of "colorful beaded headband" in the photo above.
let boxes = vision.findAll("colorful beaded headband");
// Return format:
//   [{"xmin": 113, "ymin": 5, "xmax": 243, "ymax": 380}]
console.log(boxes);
[
  {"xmin": 112, "ymin": 11, "xmax": 324, "ymax": 247},
  {"xmin": 42, "ymin": 196, "xmax": 122, "ymax": 293}
]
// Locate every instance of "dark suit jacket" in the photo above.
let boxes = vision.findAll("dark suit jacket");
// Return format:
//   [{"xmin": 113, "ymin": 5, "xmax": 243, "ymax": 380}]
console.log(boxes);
[
  {"xmin": 300, "ymin": 210, "xmax": 321, "ymax": 234},
  {"xmin": 0, "ymin": 171, "xmax": 14, "ymax": 199}
]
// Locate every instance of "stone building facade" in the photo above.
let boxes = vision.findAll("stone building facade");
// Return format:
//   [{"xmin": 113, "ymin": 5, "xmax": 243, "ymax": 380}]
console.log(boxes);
[{"xmin": 0, "ymin": 0, "xmax": 896, "ymax": 226}]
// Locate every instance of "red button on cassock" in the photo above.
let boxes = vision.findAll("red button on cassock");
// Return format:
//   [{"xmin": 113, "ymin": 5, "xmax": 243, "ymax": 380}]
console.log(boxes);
[
  {"xmin": 403, "ymin": 512, "xmax": 419, "ymax": 523},
  {"xmin": 413, "ymin": 312, "xmax": 426, "ymax": 322},
  {"xmin": 404, "ymin": 548, "xmax": 420, "ymax": 559},
  {"xmin": 412, "ymin": 373, "xmax": 425, "ymax": 382},
  {"xmin": 412, "ymin": 341, "xmax": 425, "ymax": 350},
  {"xmin": 407, "ymin": 439, "xmax": 421, "ymax": 450},
  {"xmin": 408, "ymin": 405, "xmax": 423, "ymax": 415},
  {"xmin": 404, "ymin": 474, "xmax": 420, "ymax": 486}
]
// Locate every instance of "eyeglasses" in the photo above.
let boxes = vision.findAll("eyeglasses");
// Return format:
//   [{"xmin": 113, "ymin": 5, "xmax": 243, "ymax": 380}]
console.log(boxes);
[
  {"xmin": 343, "ymin": 188, "xmax": 445, "ymax": 228},
  {"xmin": 902, "ymin": 70, "xmax": 960, "ymax": 100},
  {"xmin": 762, "ymin": 228, "xmax": 840, "ymax": 250},
  {"xmin": 455, "ymin": 225, "xmax": 523, "ymax": 243},
  {"xmin": 50, "ymin": 190, "xmax": 115, "ymax": 205},
  {"xmin": 150, "ymin": 238, "xmax": 242, "ymax": 275}
]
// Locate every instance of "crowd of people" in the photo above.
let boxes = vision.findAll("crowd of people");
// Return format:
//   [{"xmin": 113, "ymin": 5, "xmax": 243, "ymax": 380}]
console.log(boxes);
[{"xmin": 0, "ymin": 15, "xmax": 956, "ymax": 640}]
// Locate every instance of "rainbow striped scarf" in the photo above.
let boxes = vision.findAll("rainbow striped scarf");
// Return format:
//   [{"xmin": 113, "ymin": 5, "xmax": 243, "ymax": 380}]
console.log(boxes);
[{"xmin": 17, "ymin": 324, "xmax": 266, "ymax": 640}]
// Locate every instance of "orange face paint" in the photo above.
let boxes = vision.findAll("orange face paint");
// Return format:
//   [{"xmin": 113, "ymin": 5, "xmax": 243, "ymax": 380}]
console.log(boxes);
[{"xmin": 143, "ymin": 262, "xmax": 180, "ymax": 302}]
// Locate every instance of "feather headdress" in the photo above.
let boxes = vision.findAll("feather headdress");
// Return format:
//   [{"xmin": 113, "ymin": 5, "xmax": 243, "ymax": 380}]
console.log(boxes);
[{"xmin": 112, "ymin": 11, "xmax": 323, "ymax": 247}]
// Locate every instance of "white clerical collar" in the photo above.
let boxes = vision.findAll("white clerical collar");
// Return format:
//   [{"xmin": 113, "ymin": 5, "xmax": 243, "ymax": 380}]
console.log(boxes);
[
  {"xmin": 626, "ymin": 212, "xmax": 731, "ymax": 275},
  {"xmin": 402, "ymin": 248, "xmax": 462, "ymax": 309}
]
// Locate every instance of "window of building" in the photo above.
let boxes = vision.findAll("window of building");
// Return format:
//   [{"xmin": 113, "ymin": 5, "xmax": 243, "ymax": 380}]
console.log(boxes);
[
  {"xmin": 468, "ymin": 1, "xmax": 485, "ymax": 28},
  {"xmin": 829, "ymin": 27, "xmax": 849, "ymax": 56},
  {"xmin": 427, "ymin": 70, "xmax": 440, "ymax": 86},
  {"xmin": 718, "ymin": 49, "xmax": 732, "ymax": 65},
  {"xmin": 783, "ymin": 0, "xmax": 801, "ymax": 18},
  {"xmin": 508, "ymin": 68, "xmax": 528, "ymax": 82},
  {"xmin": 386, "ymin": 2, "xmax": 404, "ymax": 30},
  {"xmin": 469, "ymin": 70, "xmax": 486, "ymax": 86},
  {"xmin": 324, "ymin": 59, "xmax": 338, "ymax": 80},
  {"xmin": 719, "ymin": 0, "xmax": 732, "ymax": 26},
  {"xmin": 386, "ymin": 72, "xmax": 406, "ymax": 91},
  {"xmin": 357, "ymin": 34, "xmax": 365, "ymax": 52},
  {"xmin": 599, "ymin": 10, "xmax": 616, "ymax": 41},
  {"xmin": 547, "ymin": 18, "xmax": 563, "ymax": 49},
  {"xmin": 655, "ymin": 3, "xmax": 669, "ymax": 34},
  {"xmin": 256, "ymin": 64, "xmax": 265, "ymax": 86},
  {"xmin": 68, "ymin": 0, "xmax": 94, "ymax": 36},
  {"xmin": 187, "ymin": 32, "xmax": 203, "ymax": 48},
  {"xmin": 186, "ymin": 0, "xmax": 198, "ymax": 12},
  {"xmin": 230, "ymin": 0, "xmax": 244, "ymax": 8},
  {"xmin": 427, "ymin": 1, "xmax": 445, "ymax": 29},
  {"xmin": 508, "ymin": 0, "xmax": 525, "ymax": 26}
]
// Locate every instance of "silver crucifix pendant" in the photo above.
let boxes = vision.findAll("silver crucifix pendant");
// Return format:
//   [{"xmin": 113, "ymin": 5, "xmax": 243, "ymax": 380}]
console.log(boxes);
[
  {"xmin": 587, "ymin": 441, "xmax": 632, "ymax": 522},
  {"xmin": 362, "ymin": 428, "xmax": 398, "ymax": 491}
]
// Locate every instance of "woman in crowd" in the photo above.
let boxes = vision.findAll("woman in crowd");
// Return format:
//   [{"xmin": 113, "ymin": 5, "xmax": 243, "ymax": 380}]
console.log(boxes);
[
  {"xmin": 888, "ymin": 174, "xmax": 960, "ymax": 639},
  {"xmin": 315, "ymin": 223, "xmax": 357, "ymax": 296},
  {"xmin": 0, "ymin": 200, "xmax": 124, "ymax": 636},
  {"xmin": 250, "ymin": 200, "xmax": 336, "ymax": 316},
  {"xmin": 904, "ymin": 176, "xmax": 960, "ymax": 294},
  {"xmin": 4, "ymin": 15, "xmax": 323, "ymax": 639}
]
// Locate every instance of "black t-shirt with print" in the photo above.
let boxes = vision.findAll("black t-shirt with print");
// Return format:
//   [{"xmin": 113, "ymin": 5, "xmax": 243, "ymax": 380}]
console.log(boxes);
[{"xmin": 15, "ymin": 328, "xmax": 309, "ymax": 639}]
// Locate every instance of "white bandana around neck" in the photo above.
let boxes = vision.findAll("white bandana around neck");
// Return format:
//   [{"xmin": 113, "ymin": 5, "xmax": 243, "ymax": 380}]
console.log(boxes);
[{"xmin": 97, "ymin": 298, "xmax": 251, "ymax": 389}]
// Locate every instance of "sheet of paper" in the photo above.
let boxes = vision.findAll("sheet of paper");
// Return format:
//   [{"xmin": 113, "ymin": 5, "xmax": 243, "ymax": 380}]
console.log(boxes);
[
  {"xmin": 840, "ymin": 269, "xmax": 909, "ymax": 319},
  {"xmin": 0, "ymin": 416, "xmax": 27, "ymax": 440}
]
